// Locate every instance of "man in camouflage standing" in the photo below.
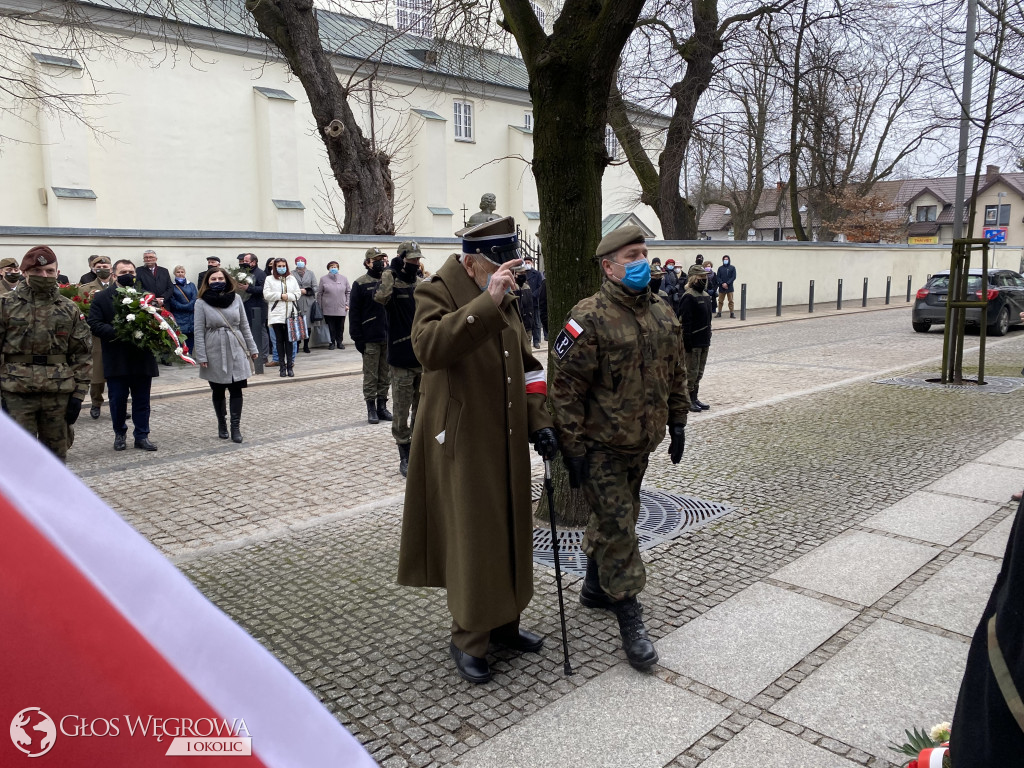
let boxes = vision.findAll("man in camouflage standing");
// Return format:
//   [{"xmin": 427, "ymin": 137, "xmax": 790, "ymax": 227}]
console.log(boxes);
[
  {"xmin": 374, "ymin": 241, "xmax": 423, "ymax": 476},
  {"xmin": 78, "ymin": 255, "xmax": 117, "ymax": 420},
  {"xmin": 0, "ymin": 257, "xmax": 22, "ymax": 294},
  {"xmin": 0, "ymin": 246, "xmax": 92, "ymax": 461},
  {"xmin": 548, "ymin": 226, "xmax": 690, "ymax": 670},
  {"xmin": 350, "ymin": 247, "xmax": 392, "ymax": 425}
]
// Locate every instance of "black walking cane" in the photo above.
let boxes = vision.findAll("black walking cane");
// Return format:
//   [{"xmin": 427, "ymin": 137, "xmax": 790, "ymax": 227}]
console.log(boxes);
[{"xmin": 544, "ymin": 459, "xmax": 573, "ymax": 676}]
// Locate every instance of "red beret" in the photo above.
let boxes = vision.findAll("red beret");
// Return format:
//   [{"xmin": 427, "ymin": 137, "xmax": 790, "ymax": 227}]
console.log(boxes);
[{"xmin": 20, "ymin": 246, "xmax": 57, "ymax": 273}]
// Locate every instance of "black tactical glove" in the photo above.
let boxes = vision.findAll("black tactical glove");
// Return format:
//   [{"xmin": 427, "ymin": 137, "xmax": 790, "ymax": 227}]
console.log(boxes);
[
  {"xmin": 389, "ymin": 256, "xmax": 404, "ymax": 272},
  {"xmin": 530, "ymin": 427, "xmax": 559, "ymax": 460},
  {"xmin": 65, "ymin": 397, "xmax": 84, "ymax": 425},
  {"xmin": 355, "ymin": 341, "xmax": 366, "ymax": 355},
  {"xmin": 564, "ymin": 454, "xmax": 589, "ymax": 489},
  {"xmin": 668, "ymin": 423, "xmax": 686, "ymax": 464}
]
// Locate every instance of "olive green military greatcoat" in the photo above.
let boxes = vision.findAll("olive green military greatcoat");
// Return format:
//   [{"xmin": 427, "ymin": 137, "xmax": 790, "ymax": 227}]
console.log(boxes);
[
  {"xmin": 397, "ymin": 254, "xmax": 552, "ymax": 632},
  {"xmin": 78, "ymin": 278, "xmax": 114, "ymax": 388}
]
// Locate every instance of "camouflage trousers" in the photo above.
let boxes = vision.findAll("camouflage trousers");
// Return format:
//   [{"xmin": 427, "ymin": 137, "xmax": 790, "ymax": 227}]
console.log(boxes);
[
  {"xmin": 390, "ymin": 365, "xmax": 421, "ymax": 445},
  {"xmin": 685, "ymin": 346, "xmax": 709, "ymax": 393},
  {"xmin": 581, "ymin": 450, "xmax": 650, "ymax": 601},
  {"xmin": 3, "ymin": 391, "xmax": 71, "ymax": 461},
  {"xmin": 362, "ymin": 342, "xmax": 391, "ymax": 401}
]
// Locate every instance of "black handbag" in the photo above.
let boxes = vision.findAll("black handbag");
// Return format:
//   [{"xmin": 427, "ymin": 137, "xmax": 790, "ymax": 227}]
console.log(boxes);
[{"xmin": 310, "ymin": 300, "xmax": 324, "ymax": 323}]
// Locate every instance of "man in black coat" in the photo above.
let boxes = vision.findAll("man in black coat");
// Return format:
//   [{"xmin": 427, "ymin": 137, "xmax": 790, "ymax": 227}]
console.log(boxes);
[
  {"xmin": 196, "ymin": 255, "xmax": 222, "ymax": 289},
  {"xmin": 715, "ymin": 255, "xmax": 737, "ymax": 319},
  {"xmin": 522, "ymin": 255, "xmax": 544, "ymax": 349},
  {"xmin": 237, "ymin": 253, "xmax": 268, "ymax": 364},
  {"xmin": 678, "ymin": 264, "xmax": 714, "ymax": 411},
  {"xmin": 136, "ymin": 249, "xmax": 173, "ymax": 307},
  {"xmin": 349, "ymin": 248, "xmax": 391, "ymax": 424},
  {"xmin": 86, "ymin": 259, "xmax": 159, "ymax": 452}
]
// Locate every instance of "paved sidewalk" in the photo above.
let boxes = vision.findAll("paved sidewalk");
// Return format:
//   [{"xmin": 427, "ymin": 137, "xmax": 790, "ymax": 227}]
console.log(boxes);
[{"xmin": 68, "ymin": 310, "xmax": 1024, "ymax": 767}]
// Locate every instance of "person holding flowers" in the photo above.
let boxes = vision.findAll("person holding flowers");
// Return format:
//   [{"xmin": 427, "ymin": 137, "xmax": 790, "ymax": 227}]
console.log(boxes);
[
  {"xmin": 194, "ymin": 268, "xmax": 259, "ymax": 443},
  {"xmin": 264, "ymin": 258, "xmax": 301, "ymax": 378}
]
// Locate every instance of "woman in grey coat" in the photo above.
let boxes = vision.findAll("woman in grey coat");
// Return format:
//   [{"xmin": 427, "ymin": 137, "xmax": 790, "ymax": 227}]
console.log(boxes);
[
  {"xmin": 194, "ymin": 268, "xmax": 259, "ymax": 443},
  {"xmin": 292, "ymin": 257, "xmax": 317, "ymax": 354}
]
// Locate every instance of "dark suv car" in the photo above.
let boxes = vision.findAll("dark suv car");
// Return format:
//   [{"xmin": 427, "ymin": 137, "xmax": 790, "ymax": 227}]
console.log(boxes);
[{"xmin": 912, "ymin": 269, "xmax": 1024, "ymax": 336}]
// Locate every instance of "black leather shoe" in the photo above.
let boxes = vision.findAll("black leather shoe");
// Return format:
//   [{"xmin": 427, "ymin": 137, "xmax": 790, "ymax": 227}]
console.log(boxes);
[
  {"xmin": 491, "ymin": 627, "xmax": 544, "ymax": 654},
  {"xmin": 449, "ymin": 642, "xmax": 491, "ymax": 684},
  {"xmin": 90, "ymin": 406, "xmax": 101, "ymax": 419},
  {"xmin": 614, "ymin": 598, "xmax": 658, "ymax": 670},
  {"xmin": 715, "ymin": 312, "xmax": 722, "ymax": 318},
  {"xmin": 328, "ymin": 342, "xmax": 335, "ymax": 350},
  {"xmin": 134, "ymin": 437, "xmax": 158, "ymax": 451},
  {"xmin": 730, "ymin": 312, "xmax": 736, "ymax": 319},
  {"xmin": 113, "ymin": 434, "xmax": 126, "ymax": 451},
  {"xmin": 580, "ymin": 558, "xmax": 615, "ymax": 610},
  {"xmin": 688, "ymin": 402, "xmax": 702, "ymax": 413},
  {"xmin": 694, "ymin": 399, "xmax": 710, "ymax": 411}
]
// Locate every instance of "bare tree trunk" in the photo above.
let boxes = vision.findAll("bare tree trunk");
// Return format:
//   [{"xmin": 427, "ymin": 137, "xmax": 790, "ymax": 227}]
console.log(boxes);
[{"xmin": 245, "ymin": 0, "xmax": 395, "ymax": 234}]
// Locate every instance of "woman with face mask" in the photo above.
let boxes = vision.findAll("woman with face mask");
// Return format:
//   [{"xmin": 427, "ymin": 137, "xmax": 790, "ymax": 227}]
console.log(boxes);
[
  {"xmin": 292, "ymin": 257, "xmax": 317, "ymax": 353},
  {"xmin": 168, "ymin": 265, "xmax": 198, "ymax": 355},
  {"xmin": 315, "ymin": 261, "xmax": 351, "ymax": 350},
  {"xmin": 194, "ymin": 268, "xmax": 259, "ymax": 441},
  {"xmin": 264, "ymin": 258, "xmax": 302, "ymax": 377}
]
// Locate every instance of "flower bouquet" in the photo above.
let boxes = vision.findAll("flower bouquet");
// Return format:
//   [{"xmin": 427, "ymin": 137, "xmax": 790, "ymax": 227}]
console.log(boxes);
[
  {"xmin": 113, "ymin": 285, "xmax": 196, "ymax": 365},
  {"xmin": 889, "ymin": 722, "xmax": 951, "ymax": 767},
  {"xmin": 58, "ymin": 284, "xmax": 90, "ymax": 316},
  {"xmin": 226, "ymin": 266, "xmax": 251, "ymax": 297}
]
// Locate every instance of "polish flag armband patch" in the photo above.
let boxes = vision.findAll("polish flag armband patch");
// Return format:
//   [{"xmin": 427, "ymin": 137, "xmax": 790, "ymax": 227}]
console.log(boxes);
[{"xmin": 554, "ymin": 319, "xmax": 584, "ymax": 360}]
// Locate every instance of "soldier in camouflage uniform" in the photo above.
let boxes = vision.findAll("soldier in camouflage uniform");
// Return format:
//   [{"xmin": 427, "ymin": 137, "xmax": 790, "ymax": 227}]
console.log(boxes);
[
  {"xmin": 678, "ymin": 263, "xmax": 714, "ymax": 412},
  {"xmin": 0, "ymin": 257, "xmax": 22, "ymax": 295},
  {"xmin": 548, "ymin": 226, "xmax": 690, "ymax": 670},
  {"xmin": 374, "ymin": 241, "xmax": 423, "ymax": 476},
  {"xmin": 0, "ymin": 246, "xmax": 92, "ymax": 461},
  {"xmin": 350, "ymin": 248, "xmax": 392, "ymax": 425},
  {"xmin": 78, "ymin": 255, "xmax": 117, "ymax": 420}
]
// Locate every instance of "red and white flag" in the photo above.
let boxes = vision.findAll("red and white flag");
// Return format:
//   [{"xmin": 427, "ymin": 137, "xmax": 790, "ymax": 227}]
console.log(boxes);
[{"xmin": 0, "ymin": 414, "xmax": 377, "ymax": 767}]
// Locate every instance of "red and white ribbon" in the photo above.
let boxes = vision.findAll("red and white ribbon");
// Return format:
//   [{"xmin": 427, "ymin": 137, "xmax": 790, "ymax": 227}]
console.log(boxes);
[
  {"xmin": 139, "ymin": 293, "xmax": 197, "ymax": 366},
  {"xmin": 918, "ymin": 746, "xmax": 949, "ymax": 767}
]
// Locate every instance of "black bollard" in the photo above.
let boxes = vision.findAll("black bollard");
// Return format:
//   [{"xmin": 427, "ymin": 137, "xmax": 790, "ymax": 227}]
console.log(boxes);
[
  {"xmin": 776, "ymin": 282, "xmax": 783, "ymax": 317},
  {"xmin": 837, "ymin": 278, "xmax": 843, "ymax": 310},
  {"xmin": 886, "ymin": 276, "xmax": 891, "ymax": 305},
  {"xmin": 809, "ymin": 280, "xmax": 815, "ymax": 313},
  {"xmin": 741, "ymin": 283, "xmax": 747, "ymax": 321},
  {"xmin": 862, "ymin": 277, "xmax": 868, "ymax": 308},
  {"xmin": 907, "ymin": 275, "xmax": 912, "ymax": 302}
]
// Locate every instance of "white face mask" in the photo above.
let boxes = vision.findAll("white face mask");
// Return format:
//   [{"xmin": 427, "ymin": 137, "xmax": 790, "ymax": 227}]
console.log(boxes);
[{"xmin": 675, "ymin": 267, "xmax": 683, "ymax": 276}]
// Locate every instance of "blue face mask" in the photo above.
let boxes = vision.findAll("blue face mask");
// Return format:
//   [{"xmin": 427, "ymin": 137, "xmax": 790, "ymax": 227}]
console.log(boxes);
[
  {"xmin": 329, "ymin": 267, "xmax": 339, "ymax": 275},
  {"xmin": 175, "ymin": 277, "xmax": 186, "ymax": 284},
  {"xmin": 619, "ymin": 259, "xmax": 651, "ymax": 292},
  {"xmin": 276, "ymin": 266, "xmax": 287, "ymax": 275}
]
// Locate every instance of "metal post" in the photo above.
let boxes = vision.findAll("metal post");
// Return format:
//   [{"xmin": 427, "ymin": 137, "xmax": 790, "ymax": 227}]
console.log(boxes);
[
  {"xmin": 953, "ymin": 0, "xmax": 979, "ymax": 241},
  {"xmin": 776, "ymin": 282, "xmax": 783, "ymax": 317},
  {"xmin": 809, "ymin": 280, "xmax": 815, "ymax": 313},
  {"xmin": 907, "ymin": 275, "xmax": 912, "ymax": 302},
  {"xmin": 740, "ymin": 283, "xmax": 747, "ymax": 321},
  {"xmin": 886, "ymin": 276, "xmax": 891, "ymax": 305},
  {"xmin": 862, "ymin": 277, "xmax": 868, "ymax": 308},
  {"xmin": 837, "ymin": 279, "xmax": 843, "ymax": 310},
  {"xmin": 253, "ymin": 306, "xmax": 266, "ymax": 375}
]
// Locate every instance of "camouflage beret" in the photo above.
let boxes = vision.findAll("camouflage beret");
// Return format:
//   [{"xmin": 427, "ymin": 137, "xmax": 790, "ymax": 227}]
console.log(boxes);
[
  {"xmin": 364, "ymin": 247, "xmax": 385, "ymax": 260},
  {"xmin": 687, "ymin": 264, "xmax": 708, "ymax": 278},
  {"xmin": 397, "ymin": 241, "xmax": 422, "ymax": 259},
  {"xmin": 0, "ymin": 257, "xmax": 18, "ymax": 270},
  {"xmin": 20, "ymin": 245, "xmax": 57, "ymax": 272},
  {"xmin": 596, "ymin": 226, "xmax": 646, "ymax": 258}
]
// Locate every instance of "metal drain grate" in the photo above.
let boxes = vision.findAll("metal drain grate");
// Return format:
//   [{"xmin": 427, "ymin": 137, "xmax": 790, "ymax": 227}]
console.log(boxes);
[
  {"xmin": 532, "ymin": 489, "xmax": 733, "ymax": 575},
  {"xmin": 875, "ymin": 373, "xmax": 1024, "ymax": 394}
]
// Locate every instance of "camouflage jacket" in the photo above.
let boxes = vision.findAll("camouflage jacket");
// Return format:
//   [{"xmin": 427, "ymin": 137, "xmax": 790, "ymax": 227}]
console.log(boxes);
[
  {"xmin": 0, "ymin": 283, "xmax": 92, "ymax": 398},
  {"xmin": 548, "ymin": 279, "xmax": 690, "ymax": 458}
]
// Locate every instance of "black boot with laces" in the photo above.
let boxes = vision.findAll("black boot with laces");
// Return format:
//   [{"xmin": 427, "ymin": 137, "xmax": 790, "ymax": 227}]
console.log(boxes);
[{"xmin": 613, "ymin": 597, "xmax": 658, "ymax": 670}]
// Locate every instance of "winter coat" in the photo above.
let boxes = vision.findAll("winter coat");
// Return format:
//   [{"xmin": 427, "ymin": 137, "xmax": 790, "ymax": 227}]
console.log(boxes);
[
  {"xmin": 293, "ymin": 268, "xmax": 317, "ymax": 317},
  {"xmin": 349, "ymin": 272, "xmax": 387, "ymax": 345},
  {"xmin": 240, "ymin": 266, "xmax": 266, "ymax": 311},
  {"xmin": 168, "ymin": 281, "xmax": 198, "ymax": 337},
  {"xmin": 87, "ymin": 284, "xmax": 159, "ymax": 379},
  {"xmin": 374, "ymin": 268, "xmax": 420, "ymax": 369},
  {"xmin": 316, "ymin": 272, "xmax": 350, "ymax": 317},
  {"xmin": 264, "ymin": 274, "xmax": 302, "ymax": 325},
  {"xmin": 678, "ymin": 285, "xmax": 714, "ymax": 350},
  {"xmin": 704, "ymin": 270, "xmax": 720, "ymax": 297},
  {"xmin": 514, "ymin": 283, "xmax": 534, "ymax": 331},
  {"xmin": 397, "ymin": 254, "xmax": 552, "ymax": 631},
  {"xmin": 194, "ymin": 295, "xmax": 258, "ymax": 384},
  {"xmin": 78, "ymin": 277, "xmax": 116, "ymax": 385},
  {"xmin": 717, "ymin": 263, "xmax": 737, "ymax": 293}
]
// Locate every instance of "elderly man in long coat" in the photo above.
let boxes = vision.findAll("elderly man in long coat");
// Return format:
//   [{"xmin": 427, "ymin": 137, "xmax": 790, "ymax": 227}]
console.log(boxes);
[{"xmin": 397, "ymin": 217, "xmax": 558, "ymax": 684}]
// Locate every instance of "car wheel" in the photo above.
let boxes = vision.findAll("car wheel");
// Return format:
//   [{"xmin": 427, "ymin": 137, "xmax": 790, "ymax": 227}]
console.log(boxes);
[
  {"xmin": 912, "ymin": 321, "xmax": 931, "ymax": 333},
  {"xmin": 990, "ymin": 306, "xmax": 1010, "ymax": 337}
]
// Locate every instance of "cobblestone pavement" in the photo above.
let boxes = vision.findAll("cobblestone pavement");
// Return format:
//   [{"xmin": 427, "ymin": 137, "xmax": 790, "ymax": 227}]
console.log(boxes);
[{"xmin": 68, "ymin": 308, "xmax": 1024, "ymax": 767}]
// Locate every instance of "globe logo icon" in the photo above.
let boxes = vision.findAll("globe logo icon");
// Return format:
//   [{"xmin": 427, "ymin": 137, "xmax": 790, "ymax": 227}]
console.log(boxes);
[{"xmin": 10, "ymin": 708, "xmax": 56, "ymax": 757}]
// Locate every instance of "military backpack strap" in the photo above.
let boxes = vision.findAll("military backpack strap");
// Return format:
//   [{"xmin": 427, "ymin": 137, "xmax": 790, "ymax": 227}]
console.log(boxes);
[{"xmin": 988, "ymin": 613, "xmax": 1024, "ymax": 733}]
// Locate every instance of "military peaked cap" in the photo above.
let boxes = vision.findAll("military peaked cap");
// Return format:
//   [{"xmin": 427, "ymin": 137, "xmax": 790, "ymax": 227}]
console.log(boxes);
[
  {"xmin": 88, "ymin": 254, "xmax": 107, "ymax": 267},
  {"xmin": 365, "ymin": 247, "xmax": 385, "ymax": 260},
  {"xmin": 596, "ymin": 226, "xmax": 645, "ymax": 258},
  {"xmin": 20, "ymin": 245, "xmax": 57, "ymax": 272},
  {"xmin": 397, "ymin": 241, "xmax": 423, "ymax": 260},
  {"xmin": 0, "ymin": 257, "xmax": 17, "ymax": 270},
  {"xmin": 461, "ymin": 216, "xmax": 520, "ymax": 265}
]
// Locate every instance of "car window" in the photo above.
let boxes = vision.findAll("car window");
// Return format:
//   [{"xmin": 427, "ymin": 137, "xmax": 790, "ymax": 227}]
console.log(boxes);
[
  {"xmin": 1009, "ymin": 275, "xmax": 1024, "ymax": 288},
  {"xmin": 927, "ymin": 276, "xmax": 983, "ymax": 291}
]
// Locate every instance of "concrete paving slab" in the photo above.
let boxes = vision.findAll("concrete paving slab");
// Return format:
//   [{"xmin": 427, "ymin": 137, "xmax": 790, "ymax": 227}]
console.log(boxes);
[
  {"xmin": 699, "ymin": 721, "xmax": 862, "ymax": 768},
  {"xmin": 771, "ymin": 620, "xmax": 968, "ymax": 760},
  {"xmin": 770, "ymin": 532, "xmax": 938, "ymax": 606},
  {"xmin": 657, "ymin": 583, "xmax": 856, "ymax": 701},
  {"xmin": 970, "ymin": 514, "xmax": 1016, "ymax": 557},
  {"xmin": 862, "ymin": 491, "xmax": 998, "ymax": 546},
  {"xmin": 893, "ymin": 554, "xmax": 1001, "ymax": 636},
  {"xmin": 452, "ymin": 665, "xmax": 729, "ymax": 768},
  {"xmin": 976, "ymin": 439, "xmax": 1024, "ymax": 470},
  {"xmin": 925, "ymin": 462, "xmax": 1024, "ymax": 504}
]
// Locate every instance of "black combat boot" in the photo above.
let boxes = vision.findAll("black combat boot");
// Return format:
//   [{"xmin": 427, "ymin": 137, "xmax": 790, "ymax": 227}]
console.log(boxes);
[
  {"xmin": 693, "ymin": 385, "xmax": 710, "ymax": 411},
  {"xmin": 279, "ymin": 365, "xmax": 287, "ymax": 378},
  {"xmin": 688, "ymin": 393, "xmax": 702, "ymax": 413},
  {"xmin": 613, "ymin": 597, "xmax": 658, "ymax": 670},
  {"xmin": 213, "ymin": 395, "xmax": 229, "ymax": 439},
  {"xmin": 366, "ymin": 400, "xmax": 379, "ymax": 425},
  {"xmin": 229, "ymin": 396, "xmax": 244, "ymax": 443},
  {"xmin": 580, "ymin": 558, "xmax": 615, "ymax": 610},
  {"xmin": 376, "ymin": 398, "xmax": 393, "ymax": 421},
  {"xmin": 398, "ymin": 443, "xmax": 410, "ymax": 477}
]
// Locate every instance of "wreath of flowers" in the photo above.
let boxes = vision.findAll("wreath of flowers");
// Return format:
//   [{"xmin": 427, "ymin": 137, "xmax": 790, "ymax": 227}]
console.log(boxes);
[
  {"xmin": 113, "ymin": 285, "xmax": 196, "ymax": 365},
  {"xmin": 889, "ymin": 722, "xmax": 951, "ymax": 767},
  {"xmin": 226, "ymin": 267, "xmax": 252, "ymax": 296},
  {"xmin": 58, "ymin": 284, "xmax": 90, "ymax": 316}
]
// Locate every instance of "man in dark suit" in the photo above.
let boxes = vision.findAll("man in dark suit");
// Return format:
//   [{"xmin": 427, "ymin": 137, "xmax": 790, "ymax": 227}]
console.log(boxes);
[
  {"xmin": 238, "ymin": 253, "xmax": 268, "ymax": 364},
  {"xmin": 136, "ymin": 249, "xmax": 173, "ymax": 307},
  {"xmin": 87, "ymin": 259, "xmax": 159, "ymax": 452}
]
